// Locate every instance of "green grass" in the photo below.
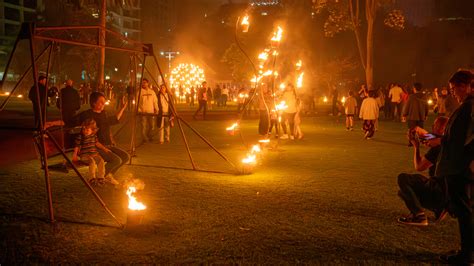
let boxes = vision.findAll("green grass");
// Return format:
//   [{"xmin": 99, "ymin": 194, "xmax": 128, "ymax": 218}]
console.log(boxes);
[{"xmin": 0, "ymin": 114, "xmax": 459, "ymax": 264}]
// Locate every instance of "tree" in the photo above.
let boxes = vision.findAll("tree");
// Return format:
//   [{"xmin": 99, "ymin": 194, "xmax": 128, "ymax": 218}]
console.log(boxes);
[
  {"xmin": 314, "ymin": 0, "xmax": 404, "ymax": 88},
  {"xmin": 221, "ymin": 43, "xmax": 255, "ymax": 83}
]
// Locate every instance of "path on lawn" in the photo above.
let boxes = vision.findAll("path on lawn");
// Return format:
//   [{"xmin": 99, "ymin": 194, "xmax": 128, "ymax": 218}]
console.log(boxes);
[{"xmin": 0, "ymin": 116, "xmax": 460, "ymax": 264}]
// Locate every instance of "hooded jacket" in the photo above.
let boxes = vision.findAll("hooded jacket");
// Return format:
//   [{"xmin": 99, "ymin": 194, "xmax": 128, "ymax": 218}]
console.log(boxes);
[{"xmin": 402, "ymin": 92, "xmax": 429, "ymax": 121}]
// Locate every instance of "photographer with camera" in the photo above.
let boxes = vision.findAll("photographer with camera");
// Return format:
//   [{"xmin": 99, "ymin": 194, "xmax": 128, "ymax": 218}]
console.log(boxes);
[{"xmin": 397, "ymin": 116, "xmax": 449, "ymax": 226}]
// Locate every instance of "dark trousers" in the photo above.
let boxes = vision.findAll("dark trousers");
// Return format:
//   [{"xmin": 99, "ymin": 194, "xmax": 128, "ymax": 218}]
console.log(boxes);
[
  {"xmin": 194, "ymin": 100, "xmax": 207, "ymax": 119},
  {"xmin": 269, "ymin": 119, "xmax": 279, "ymax": 136},
  {"xmin": 258, "ymin": 110, "xmax": 269, "ymax": 135},
  {"xmin": 445, "ymin": 175, "xmax": 474, "ymax": 255},
  {"xmin": 282, "ymin": 112, "xmax": 296, "ymax": 136},
  {"xmin": 98, "ymin": 146, "xmax": 130, "ymax": 176},
  {"xmin": 391, "ymin": 102, "xmax": 400, "ymax": 120},
  {"xmin": 363, "ymin": 120, "xmax": 375, "ymax": 138},
  {"xmin": 397, "ymin": 173, "xmax": 445, "ymax": 215}
]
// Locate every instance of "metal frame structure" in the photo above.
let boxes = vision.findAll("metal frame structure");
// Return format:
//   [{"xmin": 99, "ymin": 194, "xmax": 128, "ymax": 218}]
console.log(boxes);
[{"xmin": 0, "ymin": 22, "xmax": 237, "ymax": 228}]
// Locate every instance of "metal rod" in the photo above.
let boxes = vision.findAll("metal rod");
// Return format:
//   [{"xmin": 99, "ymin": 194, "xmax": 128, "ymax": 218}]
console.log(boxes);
[
  {"xmin": 0, "ymin": 43, "xmax": 52, "ymax": 112},
  {"xmin": 44, "ymin": 130, "xmax": 123, "ymax": 228},
  {"xmin": 34, "ymin": 36, "xmax": 149, "ymax": 55},
  {"xmin": 36, "ymin": 25, "xmax": 100, "ymax": 31},
  {"xmin": 178, "ymin": 117, "xmax": 237, "ymax": 170},
  {"xmin": 29, "ymin": 24, "xmax": 55, "ymax": 223},
  {"xmin": 129, "ymin": 54, "xmax": 147, "ymax": 165},
  {"xmin": 43, "ymin": 42, "xmax": 53, "ymax": 123},
  {"xmin": 143, "ymin": 56, "xmax": 197, "ymax": 170}
]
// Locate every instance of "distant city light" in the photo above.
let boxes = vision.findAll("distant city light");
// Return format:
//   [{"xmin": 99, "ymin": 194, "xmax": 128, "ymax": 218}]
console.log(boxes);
[{"xmin": 261, "ymin": 12, "xmax": 268, "ymax": 16}]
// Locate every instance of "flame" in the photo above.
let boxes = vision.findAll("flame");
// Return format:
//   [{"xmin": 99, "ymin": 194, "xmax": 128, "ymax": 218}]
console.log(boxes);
[
  {"xmin": 272, "ymin": 50, "xmax": 279, "ymax": 56},
  {"xmin": 251, "ymin": 76, "xmax": 262, "ymax": 83},
  {"xmin": 296, "ymin": 60, "xmax": 302, "ymax": 70},
  {"xmin": 251, "ymin": 145, "xmax": 261, "ymax": 154},
  {"xmin": 226, "ymin": 123, "xmax": 239, "ymax": 131},
  {"xmin": 275, "ymin": 101, "xmax": 288, "ymax": 111},
  {"xmin": 242, "ymin": 154, "xmax": 256, "ymax": 164},
  {"xmin": 17, "ymin": 94, "xmax": 23, "ymax": 98},
  {"xmin": 258, "ymin": 51, "xmax": 269, "ymax": 61},
  {"xmin": 271, "ymin": 26, "xmax": 283, "ymax": 43},
  {"xmin": 427, "ymin": 99, "xmax": 433, "ymax": 105},
  {"xmin": 241, "ymin": 15, "xmax": 250, "ymax": 32},
  {"xmin": 341, "ymin": 96, "xmax": 346, "ymax": 103},
  {"xmin": 262, "ymin": 70, "xmax": 273, "ymax": 76},
  {"xmin": 258, "ymin": 139, "xmax": 270, "ymax": 143},
  {"xmin": 279, "ymin": 83, "xmax": 286, "ymax": 90},
  {"xmin": 127, "ymin": 186, "xmax": 146, "ymax": 211},
  {"xmin": 296, "ymin": 72, "xmax": 304, "ymax": 88},
  {"xmin": 323, "ymin": 96, "xmax": 328, "ymax": 103},
  {"xmin": 105, "ymin": 100, "xmax": 110, "ymax": 105}
]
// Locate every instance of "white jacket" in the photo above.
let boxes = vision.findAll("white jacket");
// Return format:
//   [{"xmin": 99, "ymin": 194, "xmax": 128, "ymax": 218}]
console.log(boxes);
[
  {"xmin": 359, "ymin": 97, "xmax": 379, "ymax": 120},
  {"xmin": 138, "ymin": 87, "xmax": 158, "ymax": 114}
]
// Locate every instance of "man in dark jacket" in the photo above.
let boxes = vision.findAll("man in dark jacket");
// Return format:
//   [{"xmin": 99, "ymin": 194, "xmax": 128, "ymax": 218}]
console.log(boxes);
[
  {"xmin": 437, "ymin": 70, "xmax": 474, "ymax": 264},
  {"xmin": 58, "ymin": 79, "xmax": 81, "ymax": 127},
  {"xmin": 403, "ymin": 82, "xmax": 429, "ymax": 130},
  {"xmin": 28, "ymin": 75, "xmax": 47, "ymax": 129}
]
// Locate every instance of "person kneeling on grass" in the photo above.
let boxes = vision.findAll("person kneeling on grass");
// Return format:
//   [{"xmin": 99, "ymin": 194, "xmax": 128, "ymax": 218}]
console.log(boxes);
[
  {"xmin": 359, "ymin": 90, "xmax": 379, "ymax": 139},
  {"xmin": 397, "ymin": 116, "xmax": 449, "ymax": 226},
  {"xmin": 72, "ymin": 119, "xmax": 111, "ymax": 185}
]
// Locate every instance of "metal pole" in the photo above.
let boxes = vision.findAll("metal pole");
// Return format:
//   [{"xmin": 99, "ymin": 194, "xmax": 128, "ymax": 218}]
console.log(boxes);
[
  {"xmin": 0, "ymin": 31, "xmax": 21, "ymax": 92},
  {"xmin": 43, "ymin": 42, "xmax": 53, "ymax": 121},
  {"xmin": 28, "ymin": 23, "xmax": 55, "ymax": 223},
  {"xmin": 44, "ymin": 131, "xmax": 123, "ymax": 228},
  {"xmin": 151, "ymin": 54, "xmax": 201, "ymax": 169},
  {"xmin": 129, "ymin": 54, "xmax": 147, "ymax": 165},
  {"xmin": 98, "ymin": 0, "xmax": 106, "ymax": 87},
  {"xmin": 0, "ymin": 43, "xmax": 52, "ymax": 112}
]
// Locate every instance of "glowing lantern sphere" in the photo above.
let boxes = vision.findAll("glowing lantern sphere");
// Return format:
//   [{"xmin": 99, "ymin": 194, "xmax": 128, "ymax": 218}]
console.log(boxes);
[{"xmin": 170, "ymin": 63, "xmax": 205, "ymax": 91}]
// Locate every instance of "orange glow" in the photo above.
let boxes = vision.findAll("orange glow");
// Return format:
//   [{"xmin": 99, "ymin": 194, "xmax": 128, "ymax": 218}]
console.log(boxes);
[
  {"xmin": 242, "ymin": 154, "xmax": 256, "ymax": 164},
  {"xmin": 296, "ymin": 72, "xmax": 304, "ymax": 88},
  {"xmin": 271, "ymin": 26, "xmax": 283, "ymax": 43},
  {"xmin": 127, "ymin": 186, "xmax": 146, "ymax": 211},
  {"xmin": 241, "ymin": 15, "xmax": 250, "ymax": 32}
]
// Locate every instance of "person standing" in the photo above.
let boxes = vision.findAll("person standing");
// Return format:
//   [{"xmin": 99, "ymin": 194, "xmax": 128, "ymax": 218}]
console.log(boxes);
[
  {"xmin": 437, "ymin": 70, "xmax": 474, "ymax": 264},
  {"xmin": 402, "ymin": 82, "xmax": 429, "ymax": 131},
  {"xmin": 389, "ymin": 83, "xmax": 403, "ymax": 121},
  {"xmin": 280, "ymin": 84, "xmax": 297, "ymax": 140},
  {"xmin": 258, "ymin": 84, "xmax": 271, "ymax": 136},
  {"xmin": 157, "ymin": 84, "xmax": 173, "ymax": 144},
  {"xmin": 76, "ymin": 92, "xmax": 129, "ymax": 184},
  {"xmin": 221, "ymin": 85, "xmax": 229, "ymax": 107},
  {"xmin": 331, "ymin": 86, "xmax": 339, "ymax": 116},
  {"xmin": 359, "ymin": 90, "xmax": 379, "ymax": 139},
  {"xmin": 214, "ymin": 85, "xmax": 222, "ymax": 107},
  {"xmin": 138, "ymin": 78, "xmax": 158, "ymax": 142},
  {"xmin": 193, "ymin": 81, "xmax": 208, "ymax": 120},
  {"xmin": 28, "ymin": 75, "xmax": 48, "ymax": 129},
  {"xmin": 58, "ymin": 79, "xmax": 81, "ymax": 127},
  {"xmin": 344, "ymin": 90, "xmax": 357, "ymax": 131}
]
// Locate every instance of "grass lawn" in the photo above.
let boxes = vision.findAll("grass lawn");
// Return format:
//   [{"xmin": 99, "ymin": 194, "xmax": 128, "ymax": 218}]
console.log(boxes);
[{"xmin": 0, "ymin": 113, "xmax": 459, "ymax": 264}]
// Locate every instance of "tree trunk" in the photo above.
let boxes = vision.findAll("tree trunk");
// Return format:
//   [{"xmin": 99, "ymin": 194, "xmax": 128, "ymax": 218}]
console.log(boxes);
[
  {"xmin": 98, "ymin": 0, "xmax": 106, "ymax": 87},
  {"xmin": 365, "ymin": 0, "xmax": 376, "ymax": 89}
]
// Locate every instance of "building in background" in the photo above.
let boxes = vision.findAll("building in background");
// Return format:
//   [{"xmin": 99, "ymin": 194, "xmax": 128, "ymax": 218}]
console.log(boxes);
[{"xmin": 0, "ymin": 0, "xmax": 44, "ymax": 76}]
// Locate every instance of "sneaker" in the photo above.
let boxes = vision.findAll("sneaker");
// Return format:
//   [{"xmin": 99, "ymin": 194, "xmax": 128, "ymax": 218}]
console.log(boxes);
[
  {"xmin": 105, "ymin": 173, "xmax": 120, "ymax": 185},
  {"xmin": 397, "ymin": 213, "xmax": 428, "ymax": 226},
  {"xmin": 88, "ymin": 178, "xmax": 97, "ymax": 185},
  {"xmin": 289, "ymin": 135, "xmax": 295, "ymax": 140},
  {"xmin": 280, "ymin": 134, "xmax": 289, "ymax": 140},
  {"xmin": 350, "ymin": 127, "xmax": 354, "ymax": 131},
  {"xmin": 346, "ymin": 127, "xmax": 350, "ymax": 131}
]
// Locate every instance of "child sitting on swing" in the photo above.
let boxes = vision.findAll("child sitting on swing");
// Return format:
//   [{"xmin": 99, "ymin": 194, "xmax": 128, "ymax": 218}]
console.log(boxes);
[{"xmin": 72, "ymin": 119, "xmax": 111, "ymax": 185}]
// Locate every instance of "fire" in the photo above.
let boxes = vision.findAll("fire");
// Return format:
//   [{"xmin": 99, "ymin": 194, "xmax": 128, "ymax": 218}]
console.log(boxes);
[
  {"xmin": 226, "ymin": 122, "xmax": 239, "ymax": 131},
  {"xmin": 251, "ymin": 144, "xmax": 261, "ymax": 154},
  {"xmin": 17, "ymin": 94, "xmax": 23, "ymax": 98},
  {"xmin": 242, "ymin": 154, "xmax": 256, "ymax": 164},
  {"xmin": 275, "ymin": 101, "xmax": 288, "ymax": 111},
  {"xmin": 127, "ymin": 186, "xmax": 146, "ymax": 211},
  {"xmin": 241, "ymin": 15, "xmax": 250, "ymax": 32},
  {"xmin": 251, "ymin": 75, "xmax": 262, "ymax": 83},
  {"xmin": 271, "ymin": 26, "xmax": 283, "ymax": 43},
  {"xmin": 296, "ymin": 72, "xmax": 304, "ymax": 88},
  {"xmin": 258, "ymin": 51, "xmax": 269, "ymax": 61},
  {"xmin": 258, "ymin": 139, "xmax": 270, "ymax": 144},
  {"xmin": 296, "ymin": 60, "xmax": 302, "ymax": 70},
  {"xmin": 279, "ymin": 83, "xmax": 286, "ymax": 90},
  {"xmin": 323, "ymin": 96, "xmax": 328, "ymax": 103},
  {"xmin": 262, "ymin": 70, "xmax": 273, "ymax": 76},
  {"xmin": 341, "ymin": 96, "xmax": 346, "ymax": 103},
  {"xmin": 427, "ymin": 99, "xmax": 433, "ymax": 105},
  {"xmin": 170, "ymin": 63, "xmax": 206, "ymax": 92}
]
